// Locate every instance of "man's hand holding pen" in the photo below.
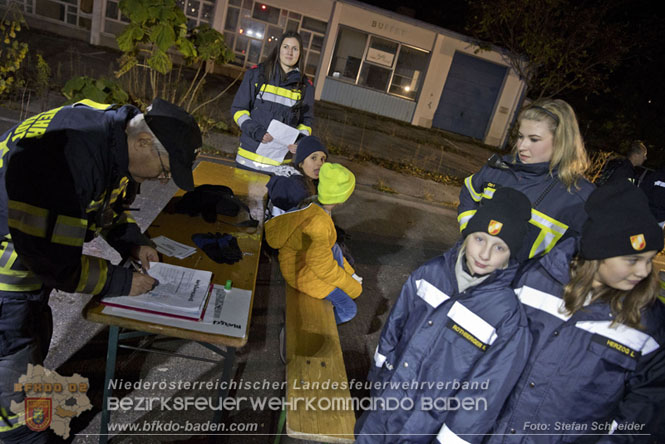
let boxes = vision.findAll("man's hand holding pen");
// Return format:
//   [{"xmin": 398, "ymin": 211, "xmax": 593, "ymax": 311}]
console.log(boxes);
[{"xmin": 129, "ymin": 245, "xmax": 160, "ymax": 295}]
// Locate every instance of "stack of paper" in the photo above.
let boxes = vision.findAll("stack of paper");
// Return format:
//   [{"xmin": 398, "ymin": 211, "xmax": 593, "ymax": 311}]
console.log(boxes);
[
  {"xmin": 101, "ymin": 285, "xmax": 253, "ymax": 338},
  {"xmin": 152, "ymin": 236, "xmax": 197, "ymax": 259},
  {"xmin": 102, "ymin": 262, "xmax": 212, "ymax": 320}
]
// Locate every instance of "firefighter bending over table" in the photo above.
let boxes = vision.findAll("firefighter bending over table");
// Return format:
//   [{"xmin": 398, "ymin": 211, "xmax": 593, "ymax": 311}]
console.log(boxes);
[{"xmin": 0, "ymin": 98, "xmax": 201, "ymax": 443}]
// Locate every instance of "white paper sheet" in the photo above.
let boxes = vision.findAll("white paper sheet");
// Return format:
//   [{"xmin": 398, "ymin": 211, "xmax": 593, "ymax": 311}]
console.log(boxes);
[
  {"xmin": 151, "ymin": 235, "xmax": 197, "ymax": 259},
  {"xmin": 255, "ymin": 119, "xmax": 300, "ymax": 163},
  {"xmin": 101, "ymin": 285, "xmax": 252, "ymax": 337}
]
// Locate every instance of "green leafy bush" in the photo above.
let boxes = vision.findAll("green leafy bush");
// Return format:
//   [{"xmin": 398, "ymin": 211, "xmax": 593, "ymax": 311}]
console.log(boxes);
[{"xmin": 62, "ymin": 76, "xmax": 129, "ymax": 104}]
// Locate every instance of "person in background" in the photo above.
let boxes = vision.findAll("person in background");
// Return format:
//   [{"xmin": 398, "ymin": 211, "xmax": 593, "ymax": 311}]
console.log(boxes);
[
  {"xmin": 489, "ymin": 182, "xmax": 665, "ymax": 443},
  {"xmin": 458, "ymin": 99, "xmax": 594, "ymax": 262},
  {"xmin": 266, "ymin": 135, "xmax": 327, "ymax": 217},
  {"xmin": 597, "ymin": 140, "xmax": 648, "ymax": 186},
  {"xmin": 231, "ymin": 31, "xmax": 314, "ymax": 173},
  {"xmin": 355, "ymin": 188, "xmax": 532, "ymax": 443},
  {"xmin": 0, "ymin": 98, "xmax": 201, "ymax": 443},
  {"xmin": 265, "ymin": 163, "xmax": 361, "ymax": 324},
  {"xmin": 639, "ymin": 163, "xmax": 665, "ymax": 228}
]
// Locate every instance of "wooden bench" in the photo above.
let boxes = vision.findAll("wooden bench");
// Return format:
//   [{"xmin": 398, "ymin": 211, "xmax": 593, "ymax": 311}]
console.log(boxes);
[{"xmin": 275, "ymin": 284, "xmax": 356, "ymax": 443}]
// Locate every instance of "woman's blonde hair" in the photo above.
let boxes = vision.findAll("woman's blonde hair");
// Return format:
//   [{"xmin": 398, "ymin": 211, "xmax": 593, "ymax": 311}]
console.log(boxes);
[
  {"xmin": 562, "ymin": 257, "xmax": 659, "ymax": 328},
  {"xmin": 515, "ymin": 99, "xmax": 589, "ymax": 190}
]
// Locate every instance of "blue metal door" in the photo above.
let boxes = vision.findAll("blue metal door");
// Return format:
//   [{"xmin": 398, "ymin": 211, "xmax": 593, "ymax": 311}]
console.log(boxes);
[{"xmin": 432, "ymin": 52, "xmax": 507, "ymax": 140}]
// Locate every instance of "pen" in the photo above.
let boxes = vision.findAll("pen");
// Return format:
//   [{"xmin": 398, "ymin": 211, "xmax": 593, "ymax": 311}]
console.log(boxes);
[
  {"xmin": 130, "ymin": 260, "xmax": 145, "ymax": 274},
  {"xmin": 130, "ymin": 260, "xmax": 160, "ymax": 290}
]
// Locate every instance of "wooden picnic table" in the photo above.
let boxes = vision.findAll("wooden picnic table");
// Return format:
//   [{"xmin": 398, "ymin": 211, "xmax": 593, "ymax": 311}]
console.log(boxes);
[{"xmin": 83, "ymin": 161, "xmax": 268, "ymax": 443}]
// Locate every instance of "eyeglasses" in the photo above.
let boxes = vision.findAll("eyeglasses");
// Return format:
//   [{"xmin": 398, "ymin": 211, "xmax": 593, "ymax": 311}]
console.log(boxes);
[{"xmin": 154, "ymin": 147, "xmax": 171, "ymax": 181}]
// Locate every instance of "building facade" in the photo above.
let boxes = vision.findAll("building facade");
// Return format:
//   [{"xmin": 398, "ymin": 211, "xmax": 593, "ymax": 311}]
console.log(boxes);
[{"xmin": 3, "ymin": 0, "xmax": 526, "ymax": 147}]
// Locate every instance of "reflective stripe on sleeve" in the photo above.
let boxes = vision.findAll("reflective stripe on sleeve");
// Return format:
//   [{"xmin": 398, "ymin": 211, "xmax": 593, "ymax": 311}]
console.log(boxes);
[
  {"xmin": 374, "ymin": 346, "xmax": 387, "ymax": 368},
  {"xmin": 234, "ymin": 110, "xmax": 250, "ymax": 126},
  {"xmin": 86, "ymin": 177, "xmax": 130, "ymax": 213},
  {"xmin": 296, "ymin": 124, "xmax": 311, "ymax": 135},
  {"xmin": 7, "ymin": 201, "xmax": 48, "ymax": 238},
  {"xmin": 436, "ymin": 423, "xmax": 471, "ymax": 444},
  {"xmin": 75, "ymin": 256, "xmax": 108, "ymax": 295},
  {"xmin": 415, "ymin": 279, "xmax": 450, "ymax": 308},
  {"xmin": 528, "ymin": 209, "xmax": 569, "ymax": 258},
  {"xmin": 113, "ymin": 212, "xmax": 137, "ymax": 226},
  {"xmin": 0, "ymin": 133, "xmax": 10, "ymax": 169},
  {"xmin": 481, "ymin": 186, "xmax": 495, "ymax": 200},
  {"xmin": 464, "ymin": 175, "xmax": 482, "ymax": 202},
  {"xmin": 0, "ymin": 268, "xmax": 43, "ymax": 291},
  {"xmin": 447, "ymin": 301, "xmax": 497, "ymax": 346},
  {"xmin": 575, "ymin": 321, "xmax": 660, "ymax": 355},
  {"xmin": 0, "ymin": 238, "xmax": 15, "ymax": 268},
  {"xmin": 457, "ymin": 210, "xmax": 476, "ymax": 232},
  {"xmin": 0, "ymin": 410, "xmax": 24, "ymax": 432},
  {"xmin": 0, "ymin": 238, "xmax": 42, "ymax": 291},
  {"xmin": 51, "ymin": 214, "xmax": 87, "ymax": 247},
  {"xmin": 515, "ymin": 285, "xmax": 571, "ymax": 321}
]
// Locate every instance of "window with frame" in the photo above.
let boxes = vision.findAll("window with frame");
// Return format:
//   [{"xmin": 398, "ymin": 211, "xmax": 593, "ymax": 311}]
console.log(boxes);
[
  {"xmin": 0, "ymin": 0, "xmax": 34, "ymax": 14},
  {"xmin": 329, "ymin": 27, "xmax": 430, "ymax": 100},
  {"xmin": 23, "ymin": 0, "xmax": 93, "ymax": 29},
  {"xmin": 105, "ymin": 0, "xmax": 216, "ymax": 31},
  {"xmin": 224, "ymin": 1, "xmax": 326, "ymax": 77}
]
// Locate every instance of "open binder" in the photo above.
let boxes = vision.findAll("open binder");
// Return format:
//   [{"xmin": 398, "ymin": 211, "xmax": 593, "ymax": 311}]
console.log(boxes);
[{"xmin": 101, "ymin": 262, "xmax": 212, "ymax": 321}]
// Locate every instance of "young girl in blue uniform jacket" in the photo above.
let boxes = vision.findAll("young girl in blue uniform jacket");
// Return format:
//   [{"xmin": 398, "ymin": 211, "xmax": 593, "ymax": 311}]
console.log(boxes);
[
  {"xmin": 355, "ymin": 188, "xmax": 533, "ymax": 443},
  {"xmin": 488, "ymin": 182, "xmax": 665, "ymax": 443},
  {"xmin": 266, "ymin": 135, "xmax": 327, "ymax": 217},
  {"xmin": 231, "ymin": 31, "xmax": 314, "ymax": 173},
  {"xmin": 458, "ymin": 99, "xmax": 594, "ymax": 262}
]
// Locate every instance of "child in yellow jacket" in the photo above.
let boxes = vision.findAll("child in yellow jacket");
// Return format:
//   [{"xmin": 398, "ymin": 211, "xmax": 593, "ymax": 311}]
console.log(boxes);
[{"xmin": 265, "ymin": 163, "xmax": 361, "ymax": 323}]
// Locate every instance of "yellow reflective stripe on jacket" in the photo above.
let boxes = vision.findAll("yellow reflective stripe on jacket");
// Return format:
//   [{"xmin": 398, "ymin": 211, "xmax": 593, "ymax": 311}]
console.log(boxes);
[
  {"xmin": 464, "ymin": 175, "xmax": 482, "ymax": 202},
  {"xmin": 0, "ymin": 236, "xmax": 15, "ymax": 268},
  {"xmin": 457, "ymin": 209, "xmax": 476, "ymax": 232},
  {"xmin": 51, "ymin": 214, "xmax": 87, "ymax": 247},
  {"xmin": 86, "ymin": 177, "xmax": 130, "ymax": 212},
  {"xmin": 0, "ymin": 241, "xmax": 42, "ymax": 291},
  {"xmin": 237, "ymin": 147, "xmax": 283, "ymax": 166},
  {"xmin": 0, "ymin": 133, "xmax": 10, "ymax": 168},
  {"xmin": 528, "ymin": 208, "xmax": 569, "ymax": 258},
  {"xmin": 258, "ymin": 84, "xmax": 302, "ymax": 106},
  {"xmin": 75, "ymin": 256, "xmax": 108, "ymax": 295},
  {"xmin": 101, "ymin": 212, "xmax": 136, "ymax": 233},
  {"xmin": 117, "ymin": 212, "xmax": 136, "ymax": 225},
  {"xmin": 296, "ymin": 123, "xmax": 312, "ymax": 135},
  {"xmin": 234, "ymin": 110, "xmax": 250, "ymax": 126},
  {"xmin": 73, "ymin": 99, "xmax": 112, "ymax": 110},
  {"xmin": 0, "ymin": 408, "xmax": 24, "ymax": 432},
  {"xmin": 7, "ymin": 200, "xmax": 48, "ymax": 238},
  {"xmin": 481, "ymin": 186, "xmax": 495, "ymax": 200}
]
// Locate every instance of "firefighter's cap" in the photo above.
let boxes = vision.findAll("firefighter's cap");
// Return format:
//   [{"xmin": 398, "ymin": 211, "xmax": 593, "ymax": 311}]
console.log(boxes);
[{"xmin": 145, "ymin": 98, "xmax": 202, "ymax": 191}]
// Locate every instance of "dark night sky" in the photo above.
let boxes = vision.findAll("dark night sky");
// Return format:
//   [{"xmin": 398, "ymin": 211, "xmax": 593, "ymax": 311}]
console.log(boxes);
[{"xmin": 360, "ymin": 0, "xmax": 665, "ymax": 159}]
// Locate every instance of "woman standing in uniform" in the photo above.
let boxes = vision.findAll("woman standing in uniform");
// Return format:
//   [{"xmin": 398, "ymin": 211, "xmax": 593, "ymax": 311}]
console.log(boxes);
[{"xmin": 231, "ymin": 31, "xmax": 314, "ymax": 173}]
